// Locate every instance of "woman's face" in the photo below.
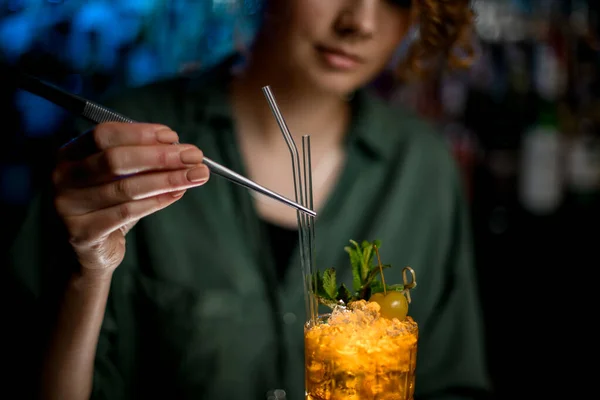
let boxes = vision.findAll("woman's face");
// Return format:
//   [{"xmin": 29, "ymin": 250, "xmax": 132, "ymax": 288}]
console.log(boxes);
[{"xmin": 264, "ymin": 0, "xmax": 411, "ymax": 95}]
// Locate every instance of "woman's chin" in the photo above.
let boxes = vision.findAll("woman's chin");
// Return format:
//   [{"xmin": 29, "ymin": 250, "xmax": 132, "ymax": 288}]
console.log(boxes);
[{"xmin": 305, "ymin": 70, "xmax": 364, "ymax": 98}]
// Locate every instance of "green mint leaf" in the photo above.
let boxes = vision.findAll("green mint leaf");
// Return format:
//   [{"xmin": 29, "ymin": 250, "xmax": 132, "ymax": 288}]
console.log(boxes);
[
  {"xmin": 361, "ymin": 242, "xmax": 373, "ymax": 282},
  {"xmin": 336, "ymin": 283, "xmax": 353, "ymax": 305},
  {"xmin": 386, "ymin": 284, "xmax": 405, "ymax": 292},
  {"xmin": 369, "ymin": 280, "xmax": 384, "ymax": 295},
  {"xmin": 344, "ymin": 242, "xmax": 363, "ymax": 291},
  {"xmin": 314, "ymin": 270, "xmax": 331, "ymax": 300},
  {"xmin": 324, "ymin": 239, "xmax": 414, "ymax": 308},
  {"xmin": 366, "ymin": 264, "xmax": 391, "ymax": 285},
  {"xmin": 322, "ymin": 268, "xmax": 338, "ymax": 299},
  {"xmin": 315, "ymin": 295, "xmax": 338, "ymax": 309},
  {"xmin": 350, "ymin": 240, "xmax": 363, "ymax": 260}
]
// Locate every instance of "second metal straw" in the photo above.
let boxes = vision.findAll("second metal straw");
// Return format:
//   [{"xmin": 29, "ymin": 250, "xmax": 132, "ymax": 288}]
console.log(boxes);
[{"xmin": 302, "ymin": 135, "xmax": 318, "ymax": 322}]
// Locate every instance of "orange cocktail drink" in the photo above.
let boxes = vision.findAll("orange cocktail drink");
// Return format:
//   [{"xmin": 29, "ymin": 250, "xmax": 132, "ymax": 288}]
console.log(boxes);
[
  {"xmin": 304, "ymin": 240, "xmax": 418, "ymax": 400},
  {"xmin": 304, "ymin": 300, "xmax": 418, "ymax": 400}
]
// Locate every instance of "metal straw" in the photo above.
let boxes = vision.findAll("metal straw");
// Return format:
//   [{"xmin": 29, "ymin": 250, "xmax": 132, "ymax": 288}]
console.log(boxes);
[
  {"xmin": 261, "ymin": 86, "xmax": 305, "ymax": 222},
  {"xmin": 302, "ymin": 135, "xmax": 318, "ymax": 322},
  {"xmin": 262, "ymin": 86, "xmax": 316, "ymax": 323}
]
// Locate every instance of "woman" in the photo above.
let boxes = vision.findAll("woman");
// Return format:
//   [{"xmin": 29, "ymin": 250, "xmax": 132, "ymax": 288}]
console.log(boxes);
[{"xmin": 5, "ymin": 0, "xmax": 490, "ymax": 399}]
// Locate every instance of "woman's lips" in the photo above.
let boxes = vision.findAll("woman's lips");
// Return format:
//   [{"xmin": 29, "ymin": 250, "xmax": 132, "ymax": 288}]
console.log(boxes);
[{"xmin": 316, "ymin": 45, "xmax": 365, "ymax": 71}]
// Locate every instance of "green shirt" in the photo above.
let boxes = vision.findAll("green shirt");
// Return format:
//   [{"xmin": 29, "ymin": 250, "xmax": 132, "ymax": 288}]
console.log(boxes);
[{"xmin": 5, "ymin": 59, "xmax": 491, "ymax": 400}]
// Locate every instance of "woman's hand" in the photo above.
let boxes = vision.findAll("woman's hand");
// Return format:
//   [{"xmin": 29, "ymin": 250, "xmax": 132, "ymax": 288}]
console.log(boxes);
[{"xmin": 52, "ymin": 122, "xmax": 209, "ymax": 277}]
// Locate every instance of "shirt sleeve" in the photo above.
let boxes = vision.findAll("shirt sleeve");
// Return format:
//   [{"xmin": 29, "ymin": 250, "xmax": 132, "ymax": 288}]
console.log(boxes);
[
  {"xmin": 2, "ymin": 184, "xmax": 128, "ymax": 399},
  {"xmin": 2, "ymin": 100, "xmax": 133, "ymax": 398},
  {"xmin": 415, "ymin": 175, "xmax": 492, "ymax": 400}
]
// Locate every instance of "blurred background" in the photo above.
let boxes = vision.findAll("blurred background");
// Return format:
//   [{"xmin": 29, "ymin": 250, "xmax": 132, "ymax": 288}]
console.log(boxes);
[{"xmin": 1, "ymin": 0, "xmax": 598, "ymax": 398}]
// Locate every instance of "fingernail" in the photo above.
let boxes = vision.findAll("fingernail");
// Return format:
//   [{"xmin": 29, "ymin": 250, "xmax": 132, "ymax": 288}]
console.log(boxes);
[
  {"xmin": 171, "ymin": 190, "xmax": 186, "ymax": 198},
  {"xmin": 156, "ymin": 129, "xmax": 179, "ymax": 144},
  {"xmin": 180, "ymin": 148, "xmax": 204, "ymax": 165},
  {"xmin": 186, "ymin": 166, "xmax": 209, "ymax": 183}
]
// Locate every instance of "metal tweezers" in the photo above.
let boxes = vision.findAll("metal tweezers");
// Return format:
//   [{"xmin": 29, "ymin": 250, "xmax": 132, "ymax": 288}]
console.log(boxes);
[{"xmin": 16, "ymin": 72, "xmax": 316, "ymax": 217}]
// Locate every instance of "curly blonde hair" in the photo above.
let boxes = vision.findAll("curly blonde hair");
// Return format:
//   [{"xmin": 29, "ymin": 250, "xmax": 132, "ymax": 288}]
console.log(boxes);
[{"xmin": 398, "ymin": 0, "xmax": 476, "ymax": 78}]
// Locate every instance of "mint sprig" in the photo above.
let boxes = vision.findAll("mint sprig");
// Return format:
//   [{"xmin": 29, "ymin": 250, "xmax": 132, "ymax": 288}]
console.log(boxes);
[{"xmin": 313, "ymin": 239, "xmax": 405, "ymax": 308}]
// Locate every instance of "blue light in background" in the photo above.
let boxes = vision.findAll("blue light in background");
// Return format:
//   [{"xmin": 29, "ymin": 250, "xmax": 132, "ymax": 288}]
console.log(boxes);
[
  {"xmin": 2, "ymin": 0, "xmax": 265, "ymax": 138},
  {"xmin": 67, "ymin": 2, "xmax": 128, "ymax": 72},
  {"xmin": 119, "ymin": 0, "xmax": 162, "ymax": 16},
  {"xmin": 126, "ymin": 45, "xmax": 162, "ymax": 87},
  {"xmin": 15, "ymin": 89, "xmax": 69, "ymax": 137},
  {"xmin": 1, "ymin": 0, "xmax": 263, "ymax": 79},
  {"xmin": 0, "ymin": 13, "xmax": 36, "ymax": 62},
  {"xmin": 7, "ymin": 0, "xmax": 28, "ymax": 12},
  {"xmin": 0, "ymin": 164, "xmax": 32, "ymax": 205}
]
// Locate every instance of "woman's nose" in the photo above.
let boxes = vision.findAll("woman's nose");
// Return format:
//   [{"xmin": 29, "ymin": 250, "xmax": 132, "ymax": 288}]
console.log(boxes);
[{"xmin": 334, "ymin": 0, "xmax": 378, "ymax": 40}]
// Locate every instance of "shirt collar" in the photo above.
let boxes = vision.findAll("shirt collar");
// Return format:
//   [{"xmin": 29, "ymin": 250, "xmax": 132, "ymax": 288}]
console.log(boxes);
[{"xmin": 347, "ymin": 88, "xmax": 399, "ymax": 161}]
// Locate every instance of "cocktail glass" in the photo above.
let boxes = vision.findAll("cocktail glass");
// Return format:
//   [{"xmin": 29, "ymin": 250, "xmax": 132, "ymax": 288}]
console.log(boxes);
[{"xmin": 304, "ymin": 289, "xmax": 418, "ymax": 399}]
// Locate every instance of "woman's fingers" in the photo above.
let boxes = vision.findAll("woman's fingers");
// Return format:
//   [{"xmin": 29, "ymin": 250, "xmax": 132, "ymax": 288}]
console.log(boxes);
[
  {"xmin": 53, "ymin": 144, "xmax": 205, "ymax": 188},
  {"xmin": 64, "ymin": 191, "xmax": 188, "ymax": 249},
  {"xmin": 55, "ymin": 165, "xmax": 210, "ymax": 216},
  {"xmin": 52, "ymin": 122, "xmax": 203, "ymax": 273},
  {"xmin": 58, "ymin": 122, "xmax": 178, "ymax": 161}
]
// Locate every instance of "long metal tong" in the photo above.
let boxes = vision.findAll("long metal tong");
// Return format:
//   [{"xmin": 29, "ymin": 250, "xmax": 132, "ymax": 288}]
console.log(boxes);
[{"xmin": 15, "ymin": 72, "xmax": 316, "ymax": 217}]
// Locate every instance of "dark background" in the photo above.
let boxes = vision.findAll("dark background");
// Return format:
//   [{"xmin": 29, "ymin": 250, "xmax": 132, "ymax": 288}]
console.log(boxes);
[{"xmin": 1, "ymin": 1, "xmax": 599, "ymax": 398}]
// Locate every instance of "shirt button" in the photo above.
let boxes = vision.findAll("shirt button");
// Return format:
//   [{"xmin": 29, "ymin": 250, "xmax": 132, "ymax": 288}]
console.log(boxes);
[{"xmin": 283, "ymin": 312, "xmax": 297, "ymax": 325}]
